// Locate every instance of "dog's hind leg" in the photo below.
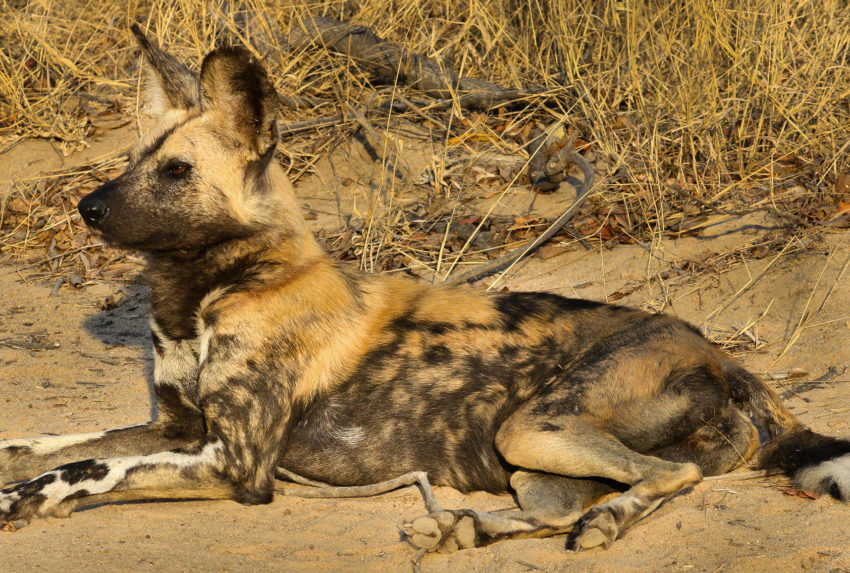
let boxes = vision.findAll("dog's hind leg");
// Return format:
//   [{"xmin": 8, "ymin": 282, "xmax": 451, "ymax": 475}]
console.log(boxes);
[
  {"xmin": 650, "ymin": 406, "xmax": 760, "ymax": 476},
  {"xmin": 511, "ymin": 470, "xmax": 618, "ymax": 519},
  {"xmin": 403, "ymin": 472, "xmax": 617, "ymax": 553},
  {"xmin": 279, "ymin": 469, "xmax": 604, "ymax": 552},
  {"xmin": 495, "ymin": 410, "xmax": 703, "ymax": 551}
]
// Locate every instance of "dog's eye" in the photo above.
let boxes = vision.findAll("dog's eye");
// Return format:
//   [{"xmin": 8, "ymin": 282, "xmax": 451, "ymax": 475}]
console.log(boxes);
[{"xmin": 164, "ymin": 162, "xmax": 192, "ymax": 178}]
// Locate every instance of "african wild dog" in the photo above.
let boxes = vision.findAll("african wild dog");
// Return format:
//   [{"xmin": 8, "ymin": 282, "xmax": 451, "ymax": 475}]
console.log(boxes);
[{"xmin": 2, "ymin": 26, "xmax": 850, "ymax": 552}]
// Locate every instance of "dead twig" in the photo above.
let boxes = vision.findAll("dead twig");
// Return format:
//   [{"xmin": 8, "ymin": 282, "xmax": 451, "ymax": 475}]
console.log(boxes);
[
  {"xmin": 0, "ymin": 337, "xmax": 60, "ymax": 351},
  {"xmin": 703, "ymin": 470, "xmax": 782, "ymax": 482},
  {"xmin": 443, "ymin": 147, "xmax": 595, "ymax": 285},
  {"xmin": 278, "ymin": 114, "xmax": 347, "ymax": 136}
]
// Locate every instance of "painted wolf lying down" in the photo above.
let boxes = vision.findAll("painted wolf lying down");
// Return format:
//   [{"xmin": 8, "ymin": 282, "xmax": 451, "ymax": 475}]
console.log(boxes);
[{"xmin": 1, "ymin": 27, "xmax": 849, "ymax": 552}]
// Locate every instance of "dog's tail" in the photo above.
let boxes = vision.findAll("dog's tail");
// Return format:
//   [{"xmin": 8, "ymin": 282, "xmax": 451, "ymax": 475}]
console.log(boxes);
[{"xmin": 723, "ymin": 360, "xmax": 850, "ymax": 500}]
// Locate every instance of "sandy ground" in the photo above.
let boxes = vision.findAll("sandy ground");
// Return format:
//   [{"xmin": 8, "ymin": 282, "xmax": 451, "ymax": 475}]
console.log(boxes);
[{"xmin": 2, "ymin": 128, "xmax": 850, "ymax": 572}]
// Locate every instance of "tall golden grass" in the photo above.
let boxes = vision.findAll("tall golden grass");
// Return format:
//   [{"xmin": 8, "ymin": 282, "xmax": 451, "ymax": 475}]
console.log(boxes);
[{"xmin": 1, "ymin": 0, "xmax": 849, "ymax": 280}]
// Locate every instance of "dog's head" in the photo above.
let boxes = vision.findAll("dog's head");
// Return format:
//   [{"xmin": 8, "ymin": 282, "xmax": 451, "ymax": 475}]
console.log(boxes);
[{"xmin": 78, "ymin": 26, "xmax": 303, "ymax": 253}]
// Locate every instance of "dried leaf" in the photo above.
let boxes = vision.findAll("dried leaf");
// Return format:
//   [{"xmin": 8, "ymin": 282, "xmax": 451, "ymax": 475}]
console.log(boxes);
[
  {"xmin": 447, "ymin": 132, "xmax": 499, "ymax": 146},
  {"xmin": 787, "ymin": 367, "xmax": 809, "ymax": 379},
  {"xmin": 71, "ymin": 230, "xmax": 89, "ymax": 249},
  {"xmin": 6, "ymin": 197, "xmax": 30, "ymax": 213},
  {"xmin": 607, "ymin": 284, "xmax": 641, "ymax": 302},
  {"xmin": 608, "ymin": 290, "xmax": 627, "ymax": 302},
  {"xmin": 574, "ymin": 138, "xmax": 592, "ymax": 152},
  {"xmin": 824, "ymin": 202, "xmax": 850, "ymax": 224},
  {"xmin": 508, "ymin": 216, "xmax": 542, "ymax": 231},
  {"xmin": 612, "ymin": 212, "xmax": 630, "ymax": 228},
  {"xmin": 781, "ymin": 488, "xmax": 820, "ymax": 499},
  {"xmin": 99, "ymin": 262, "xmax": 141, "ymax": 278}
]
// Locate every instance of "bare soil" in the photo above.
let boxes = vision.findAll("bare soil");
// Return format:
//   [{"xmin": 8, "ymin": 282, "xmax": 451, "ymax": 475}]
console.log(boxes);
[{"xmin": 2, "ymin": 129, "xmax": 850, "ymax": 572}]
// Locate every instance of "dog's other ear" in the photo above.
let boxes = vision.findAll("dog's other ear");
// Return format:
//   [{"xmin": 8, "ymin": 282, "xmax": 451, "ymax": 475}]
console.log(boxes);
[
  {"xmin": 199, "ymin": 47, "xmax": 280, "ymax": 159},
  {"xmin": 131, "ymin": 24, "xmax": 200, "ymax": 116}
]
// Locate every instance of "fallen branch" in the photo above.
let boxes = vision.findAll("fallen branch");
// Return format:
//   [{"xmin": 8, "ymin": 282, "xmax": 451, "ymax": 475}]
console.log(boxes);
[
  {"xmin": 443, "ymin": 142, "xmax": 596, "ymax": 286},
  {"xmin": 224, "ymin": 11, "xmax": 550, "ymax": 109},
  {"xmin": 221, "ymin": 11, "xmax": 594, "ymax": 281},
  {"xmin": 286, "ymin": 14, "xmax": 545, "ymax": 108}
]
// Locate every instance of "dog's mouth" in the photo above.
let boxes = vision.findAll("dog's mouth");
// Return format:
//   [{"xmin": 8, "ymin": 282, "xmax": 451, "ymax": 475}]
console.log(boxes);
[
  {"xmin": 75, "ymin": 203, "xmax": 222, "ymax": 255},
  {"xmin": 76, "ymin": 196, "xmax": 134, "ymax": 247}
]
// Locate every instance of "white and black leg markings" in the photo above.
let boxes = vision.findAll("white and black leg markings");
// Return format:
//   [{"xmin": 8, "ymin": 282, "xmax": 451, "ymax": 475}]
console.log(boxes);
[
  {"xmin": 0, "ymin": 439, "xmax": 225, "ymax": 525},
  {"xmin": 0, "ymin": 424, "xmax": 158, "ymax": 486},
  {"xmin": 1, "ymin": 432, "xmax": 108, "ymax": 459},
  {"xmin": 0, "ymin": 424, "xmax": 149, "ymax": 458}
]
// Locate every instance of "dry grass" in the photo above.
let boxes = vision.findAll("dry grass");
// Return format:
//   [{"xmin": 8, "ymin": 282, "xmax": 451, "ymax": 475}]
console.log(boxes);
[{"xmin": 1, "ymin": 0, "xmax": 849, "ymax": 283}]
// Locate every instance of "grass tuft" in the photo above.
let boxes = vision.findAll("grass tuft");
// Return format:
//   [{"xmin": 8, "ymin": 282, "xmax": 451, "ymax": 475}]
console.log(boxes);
[{"xmin": 2, "ymin": 0, "xmax": 849, "ymax": 284}]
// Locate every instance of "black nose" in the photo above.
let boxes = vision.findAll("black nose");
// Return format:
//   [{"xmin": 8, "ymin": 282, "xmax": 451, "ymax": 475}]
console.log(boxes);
[{"xmin": 78, "ymin": 195, "xmax": 110, "ymax": 226}]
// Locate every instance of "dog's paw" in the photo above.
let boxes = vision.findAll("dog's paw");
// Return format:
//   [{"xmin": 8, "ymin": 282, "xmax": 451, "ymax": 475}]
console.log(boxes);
[
  {"xmin": 565, "ymin": 506, "xmax": 619, "ymax": 551},
  {"xmin": 0, "ymin": 490, "xmax": 27, "ymax": 532},
  {"xmin": 1, "ymin": 518, "xmax": 29, "ymax": 532},
  {"xmin": 0, "ymin": 472, "xmax": 54, "ymax": 529},
  {"xmin": 403, "ymin": 510, "xmax": 477, "ymax": 553}
]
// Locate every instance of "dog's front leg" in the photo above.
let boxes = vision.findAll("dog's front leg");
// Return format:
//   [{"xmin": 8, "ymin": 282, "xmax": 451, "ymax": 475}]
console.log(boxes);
[
  {"xmin": 0, "ymin": 400, "xmax": 284, "ymax": 528},
  {"xmin": 1, "ymin": 322, "xmax": 208, "ymax": 486},
  {"xmin": 1, "ymin": 341, "xmax": 293, "ymax": 525},
  {"xmin": 0, "ymin": 422, "xmax": 197, "ymax": 486},
  {"xmin": 0, "ymin": 438, "xmax": 237, "ymax": 528}
]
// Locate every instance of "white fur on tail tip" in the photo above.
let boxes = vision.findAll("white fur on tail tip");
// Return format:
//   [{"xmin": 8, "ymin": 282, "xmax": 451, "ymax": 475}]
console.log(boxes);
[{"xmin": 796, "ymin": 453, "xmax": 850, "ymax": 499}]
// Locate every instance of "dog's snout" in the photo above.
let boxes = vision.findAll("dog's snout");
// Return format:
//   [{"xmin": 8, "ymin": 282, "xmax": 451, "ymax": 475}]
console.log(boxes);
[{"xmin": 78, "ymin": 195, "xmax": 110, "ymax": 226}]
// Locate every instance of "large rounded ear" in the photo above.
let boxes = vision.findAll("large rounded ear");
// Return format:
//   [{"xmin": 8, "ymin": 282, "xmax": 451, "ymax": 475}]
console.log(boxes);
[
  {"xmin": 198, "ymin": 47, "xmax": 280, "ymax": 159},
  {"xmin": 130, "ymin": 24, "xmax": 200, "ymax": 116}
]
